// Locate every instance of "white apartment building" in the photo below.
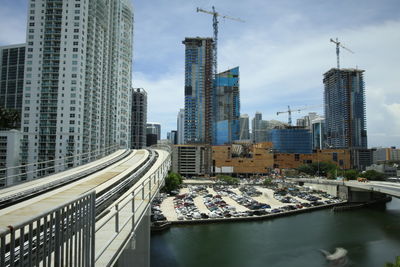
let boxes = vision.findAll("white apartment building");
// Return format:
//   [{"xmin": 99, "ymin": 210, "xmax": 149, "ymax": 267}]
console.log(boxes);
[{"xmin": 21, "ymin": 0, "xmax": 133, "ymax": 179}]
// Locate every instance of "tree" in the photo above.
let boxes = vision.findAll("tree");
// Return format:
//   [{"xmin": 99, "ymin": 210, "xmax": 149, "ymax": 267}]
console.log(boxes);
[
  {"xmin": 0, "ymin": 107, "xmax": 20, "ymax": 129},
  {"xmin": 216, "ymin": 175, "xmax": 240, "ymax": 185},
  {"xmin": 344, "ymin": 169, "xmax": 359, "ymax": 180},
  {"xmin": 297, "ymin": 162, "xmax": 338, "ymax": 178},
  {"xmin": 163, "ymin": 172, "xmax": 183, "ymax": 193},
  {"xmin": 263, "ymin": 178, "xmax": 273, "ymax": 186},
  {"xmin": 360, "ymin": 170, "xmax": 386, "ymax": 181},
  {"xmin": 385, "ymin": 256, "xmax": 400, "ymax": 267}
]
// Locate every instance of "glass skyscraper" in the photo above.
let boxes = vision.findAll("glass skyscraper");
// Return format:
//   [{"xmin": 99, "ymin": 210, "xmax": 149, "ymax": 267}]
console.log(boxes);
[
  {"xmin": 182, "ymin": 37, "xmax": 213, "ymax": 144},
  {"xmin": 323, "ymin": 68, "xmax": 367, "ymax": 149},
  {"xmin": 213, "ymin": 67, "xmax": 240, "ymax": 145}
]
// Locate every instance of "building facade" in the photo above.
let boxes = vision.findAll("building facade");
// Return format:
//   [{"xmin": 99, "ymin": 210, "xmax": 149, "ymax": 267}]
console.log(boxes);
[
  {"xmin": 177, "ymin": 108, "xmax": 184, "ymax": 144},
  {"xmin": 311, "ymin": 116, "xmax": 325, "ymax": 150},
  {"xmin": 21, "ymin": 0, "xmax": 133, "ymax": 179},
  {"xmin": 270, "ymin": 127, "xmax": 312, "ymax": 154},
  {"xmin": 0, "ymin": 44, "xmax": 26, "ymax": 129},
  {"xmin": 146, "ymin": 122, "xmax": 161, "ymax": 140},
  {"xmin": 182, "ymin": 37, "xmax": 213, "ymax": 144},
  {"xmin": 323, "ymin": 68, "xmax": 367, "ymax": 149},
  {"xmin": 213, "ymin": 67, "xmax": 240, "ymax": 145},
  {"xmin": 172, "ymin": 144, "xmax": 206, "ymax": 176},
  {"xmin": 239, "ymin": 114, "xmax": 250, "ymax": 140},
  {"xmin": 0, "ymin": 130, "xmax": 22, "ymax": 187},
  {"xmin": 130, "ymin": 88, "xmax": 147, "ymax": 149},
  {"xmin": 251, "ymin": 112, "xmax": 262, "ymax": 143}
]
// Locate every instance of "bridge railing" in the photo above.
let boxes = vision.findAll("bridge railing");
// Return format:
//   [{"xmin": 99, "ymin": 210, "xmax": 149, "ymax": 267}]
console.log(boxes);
[
  {"xmin": 94, "ymin": 151, "xmax": 171, "ymax": 265},
  {"xmin": 0, "ymin": 144, "xmax": 120, "ymax": 188},
  {"xmin": 0, "ymin": 191, "xmax": 96, "ymax": 267}
]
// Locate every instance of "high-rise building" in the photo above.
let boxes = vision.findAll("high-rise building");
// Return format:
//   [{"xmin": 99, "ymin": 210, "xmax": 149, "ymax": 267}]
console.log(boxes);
[
  {"xmin": 21, "ymin": 0, "xmax": 133, "ymax": 179},
  {"xmin": 182, "ymin": 37, "xmax": 213, "ymax": 144},
  {"xmin": 311, "ymin": 116, "xmax": 325, "ymax": 150},
  {"xmin": 251, "ymin": 112, "xmax": 262, "ymax": 143},
  {"xmin": 239, "ymin": 114, "xmax": 250, "ymax": 140},
  {"xmin": 0, "ymin": 44, "xmax": 25, "ymax": 129},
  {"xmin": 213, "ymin": 67, "xmax": 240, "ymax": 145},
  {"xmin": 167, "ymin": 130, "xmax": 178, "ymax": 145},
  {"xmin": 146, "ymin": 123, "xmax": 161, "ymax": 140},
  {"xmin": 177, "ymin": 108, "xmax": 184, "ymax": 144},
  {"xmin": 130, "ymin": 88, "xmax": 147, "ymax": 149},
  {"xmin": 323, "ymin": 68, "xmax": 367, "ymax": 149}
]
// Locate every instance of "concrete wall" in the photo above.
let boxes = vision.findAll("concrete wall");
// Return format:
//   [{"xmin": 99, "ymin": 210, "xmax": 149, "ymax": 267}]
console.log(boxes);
[{"xmin": 304, "ymin": 183, "xmax": 338, "ymax": 197}]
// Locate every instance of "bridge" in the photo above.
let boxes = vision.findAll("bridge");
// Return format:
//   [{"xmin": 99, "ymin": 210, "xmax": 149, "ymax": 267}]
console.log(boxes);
[
  {"xmin": 0, "ymin": 147, "xmax": 171, "ymax": 266},
  {"xmin": 288, "ymin": 178, "xmax": 400, "ymax": 202}
]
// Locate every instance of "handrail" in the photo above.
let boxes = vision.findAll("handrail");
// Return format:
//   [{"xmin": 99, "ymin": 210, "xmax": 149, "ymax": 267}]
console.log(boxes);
[
  {"xmin": 1, "ymin": 144, "xmax": 121, "ymax": 187},
  {"xmin": 94, "ymin": 150, "xmax": 171, "ymax": 264}
]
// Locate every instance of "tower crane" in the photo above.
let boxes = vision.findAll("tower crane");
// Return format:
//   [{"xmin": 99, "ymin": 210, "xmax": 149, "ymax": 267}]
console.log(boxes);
[
  {"xmin": 196, "ymin": 7, "xmax": 245, "ymax": 78},
  {"xmin": 330, "ymin": 38, "xmax": 354, "ymax": 70},
  {"xmin": 276, "ymin": 105, "xmax": 324, "ymax": 126}
]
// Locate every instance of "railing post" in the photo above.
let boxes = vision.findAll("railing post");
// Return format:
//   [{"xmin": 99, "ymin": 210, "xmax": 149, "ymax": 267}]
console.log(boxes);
[
  {"xmin": 55, "ymin": 210, "xmax": 61, "ymax": 267},
  {"xmin": 115, "ymin": 204, "xmax": 119, "ymax": 233}
]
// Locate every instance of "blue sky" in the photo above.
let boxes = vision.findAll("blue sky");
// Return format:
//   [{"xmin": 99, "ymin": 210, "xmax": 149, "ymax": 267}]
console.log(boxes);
[{"xmin": 1, "ymin": 0, "xmax": 399, "ymax": 147}]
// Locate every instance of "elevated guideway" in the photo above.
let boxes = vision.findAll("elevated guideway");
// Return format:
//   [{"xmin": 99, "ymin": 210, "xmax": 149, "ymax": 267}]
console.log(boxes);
[{"xmin": 0, "ymin": 148, "xmax": 171, "ymax": 267}]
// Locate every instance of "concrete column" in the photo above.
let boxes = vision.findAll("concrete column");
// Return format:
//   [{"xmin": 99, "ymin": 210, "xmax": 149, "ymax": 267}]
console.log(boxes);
[{"xmin": 114, "ymin": 206, "xmax": 151, "ymax": 267}]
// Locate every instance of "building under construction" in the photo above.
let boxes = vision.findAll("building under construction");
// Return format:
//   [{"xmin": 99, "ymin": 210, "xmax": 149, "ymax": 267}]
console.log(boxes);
[
  {"xmin": 213, "ymin": 67, "xmax": 240, "ymax": 145},
  {"xmin": 182, "ymin": 37, "xmax": 214, "ymax": 145},
  {"xmin": 323, "ymin": 68, "xmax": 367, "ymax": 149}
]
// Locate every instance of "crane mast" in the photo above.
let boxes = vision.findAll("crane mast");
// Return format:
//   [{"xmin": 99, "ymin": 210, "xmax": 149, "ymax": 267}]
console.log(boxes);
[
  {"xmin": 330, "ymin": 38, "xmax": 354, "ymax": 70},
  {"xmin": 196, "ymin": 6, "xmax": 244, "ymax": 78}
]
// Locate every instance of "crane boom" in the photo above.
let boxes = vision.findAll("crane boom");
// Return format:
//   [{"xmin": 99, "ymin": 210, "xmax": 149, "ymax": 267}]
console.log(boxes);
[
  {"xmin": 276, "ymin": 104, "xmax": 324, "ymax": 126},
  {"xmin": 196, "ymin": 6, "xmax": 244, "ymax": 78},
  {"xmin": 330, "ymin": 38, "xmax": 354, "ymax": 70}
]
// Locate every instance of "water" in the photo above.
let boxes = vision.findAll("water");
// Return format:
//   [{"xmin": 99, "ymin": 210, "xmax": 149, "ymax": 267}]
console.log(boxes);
[{"xmin": 150, "ymin": 198, "xmax": 400, "ymax": 267}]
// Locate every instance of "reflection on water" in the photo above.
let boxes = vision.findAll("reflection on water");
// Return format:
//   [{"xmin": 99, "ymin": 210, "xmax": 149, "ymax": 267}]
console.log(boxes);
[{"xmin": 151, "ymin": 198, "xmax": 400, "ymax": 267}]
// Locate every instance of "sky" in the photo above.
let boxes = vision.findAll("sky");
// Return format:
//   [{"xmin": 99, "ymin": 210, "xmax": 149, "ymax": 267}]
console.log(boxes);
[{"xmin": 1, "ymin": 0, "xmax": 399, "ymax": 148}]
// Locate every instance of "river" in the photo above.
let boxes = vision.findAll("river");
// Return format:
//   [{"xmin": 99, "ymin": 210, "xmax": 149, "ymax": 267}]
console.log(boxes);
[{"xmin": 150, "ymin": 198, "xmax": 400, "ymax": 267}]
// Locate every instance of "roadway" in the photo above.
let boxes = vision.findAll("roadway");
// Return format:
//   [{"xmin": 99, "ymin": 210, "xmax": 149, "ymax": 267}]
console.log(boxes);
[{"xmin": 289, "ymin": 178, "xmax": 400, "ymax": 198}]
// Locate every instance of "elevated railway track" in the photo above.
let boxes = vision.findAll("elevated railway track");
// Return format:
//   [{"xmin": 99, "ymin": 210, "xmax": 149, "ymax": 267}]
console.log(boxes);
[{"xmin": 0, "ymin": 148, "xmax": 171, "ymax": 266}]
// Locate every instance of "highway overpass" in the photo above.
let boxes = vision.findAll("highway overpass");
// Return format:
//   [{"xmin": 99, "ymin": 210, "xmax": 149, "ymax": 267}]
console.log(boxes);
[{"xmin": 289, "ymin": 178, "xmax": 400, "ymax": 201}]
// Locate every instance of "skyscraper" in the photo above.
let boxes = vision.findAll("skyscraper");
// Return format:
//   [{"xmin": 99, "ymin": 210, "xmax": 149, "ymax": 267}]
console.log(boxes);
[
  {"xmin": 130, "ymin": 88, "xmax": 147, "ymax": 149},
  {"xmin": 239, "ymin": 114, "xmax": 250, "ymax": 140},
  {"xmin": 177, "ymin": 108, "xmax": 184, "ymax": 144},
  {"xmin": 182, "ymin": 37, "xmax": 213, "ymax": 144},
  {"xmin": 251, "ymin": 112, "xmax": 262, "ymax": 143},
  {"xmin": 146, "ymin": 123, "xmax": 161, "ymax": 140},
  {"xmin": 0, "ymin": 44, "xmax": 25, "ymax": 129},
  {"xmin": 21, "ymin": 0, "xmax": 133, "ymax": 179},
  {"xmin": 213, "ymin": 67, "xmax": 240, "ymax": 145},
  {"xmin": 323, "ymin": 68, "xmax": 367, "ymax": 149}
]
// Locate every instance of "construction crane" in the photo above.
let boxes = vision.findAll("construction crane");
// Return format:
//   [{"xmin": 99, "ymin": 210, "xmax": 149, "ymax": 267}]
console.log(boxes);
[
  {"xmin": 196, "ymin": 7, "xmax": 245, "ymax": 78},
  {"xmin": 330, "ymin": 38, "xmax": 354, "ymax": 70},
  {"xmin": 276, "ymin": 105, "xmax": 324, "ymax": 126}
]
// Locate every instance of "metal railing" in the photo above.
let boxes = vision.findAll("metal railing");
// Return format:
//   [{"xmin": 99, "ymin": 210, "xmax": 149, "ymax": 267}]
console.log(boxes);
[
  {"xmin": 94, "ymin": 151, "xmax": 171, "ymax": 265},
  {"xmin": 0, "ymin": 191, "xmax": 96, "ymax": 267},
  {"xmin": 0, "ymin": 149, "xmax": 131, "ymax": 206},
  {"xmin": 0, "ymin": 144, "xmax": 120, "ymax": 188}
]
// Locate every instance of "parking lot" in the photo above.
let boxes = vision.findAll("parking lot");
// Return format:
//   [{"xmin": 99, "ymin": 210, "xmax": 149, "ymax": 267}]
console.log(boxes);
[{"xmin": 151, "ymin": 182, "xmax": 344, "ymax": 223}]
